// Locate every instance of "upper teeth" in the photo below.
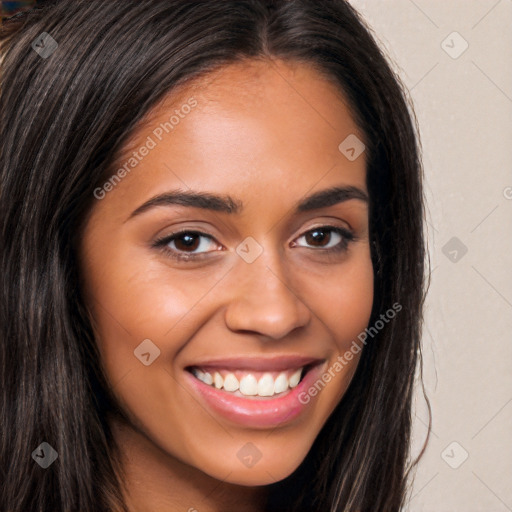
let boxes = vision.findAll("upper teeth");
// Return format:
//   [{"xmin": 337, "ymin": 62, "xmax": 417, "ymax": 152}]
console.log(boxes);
[{"xmin": 191, "ymin": 367, "xmax": 304, "ymax": 397}]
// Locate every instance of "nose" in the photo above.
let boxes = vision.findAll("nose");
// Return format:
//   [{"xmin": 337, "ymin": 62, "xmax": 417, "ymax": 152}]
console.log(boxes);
[{"xmin": 224, "ymin": 254, "xmax": 312, "ymax": 340}]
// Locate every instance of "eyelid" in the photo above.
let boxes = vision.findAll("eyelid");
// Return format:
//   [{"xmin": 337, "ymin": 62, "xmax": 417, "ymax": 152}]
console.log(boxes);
[
  {"xmin": 152, "ymin": 224, "xmax": 356, "ymax": 261},
  {"xmin": 293, "ymin": 224, "xmax": 354, "ymax": 244},
  {"xmin": 152, "ymin": 229, "xmax": 220, "ymax": 260}
]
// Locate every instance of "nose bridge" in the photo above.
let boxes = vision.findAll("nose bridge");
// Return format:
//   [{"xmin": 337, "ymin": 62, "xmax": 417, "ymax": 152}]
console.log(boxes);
[{"xmin": 224, "ymin": 245, "xmax": 311, "ymax": 339}]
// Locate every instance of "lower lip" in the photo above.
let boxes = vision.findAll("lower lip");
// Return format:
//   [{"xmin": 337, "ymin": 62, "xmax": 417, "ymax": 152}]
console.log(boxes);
[{"xmin": 184, "ymin": 362, "xmax": 326, "ymax": 429}]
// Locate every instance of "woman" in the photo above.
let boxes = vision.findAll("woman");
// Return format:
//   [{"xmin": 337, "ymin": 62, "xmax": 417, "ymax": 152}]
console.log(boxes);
[{"xmin": 0, "ymin": 1, "xmax": 431, "ymax": 511}]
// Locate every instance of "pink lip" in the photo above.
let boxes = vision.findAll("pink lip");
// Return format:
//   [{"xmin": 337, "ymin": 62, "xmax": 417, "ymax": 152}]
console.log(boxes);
[
  {"xmin": 185, "ymin": 355, "xmax": 324, "ymax": 371},
  {"xmin": 183, "ymin": 359, "xmax": 327, "ymax": 429}
]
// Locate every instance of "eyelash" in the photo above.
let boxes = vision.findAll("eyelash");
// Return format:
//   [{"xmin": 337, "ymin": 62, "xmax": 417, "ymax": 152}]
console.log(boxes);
[{"xmin": 151, "ymin": 225, "xmax": 356, "ymax": 262}]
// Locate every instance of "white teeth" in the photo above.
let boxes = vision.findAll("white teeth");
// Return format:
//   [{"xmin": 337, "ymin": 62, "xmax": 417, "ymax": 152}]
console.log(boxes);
[
  {"xmin": 193, "ymin": 369, "xmax": 205, "ymax": 381},
  {"xmin": 223, "ymin": 373, "xmax": 239, "ymax": 392},
  {"xmin": 257, "ymin": 373, "xmax": 275, "ymax": 396},
  {"xmin": 274, "ymin": 373, "xmax": 289, "ymax": 394},
  {"xmin": 213, "ymin": 371, "xmax": 223, "ymax": 389},
  {"xmin": 193, "ymin": 368, "xmax": 214, "ymax": 386},
  {"xmin": 289, "ymin": 368, "xmax": 302, "ymax": 388},
  {"xmin": 192, "ymin": 366, "xmax": 306, "ymax": 397},
  {"xmin": 239, "ymin": 374, "xmax": 258, "ymax": 396}
]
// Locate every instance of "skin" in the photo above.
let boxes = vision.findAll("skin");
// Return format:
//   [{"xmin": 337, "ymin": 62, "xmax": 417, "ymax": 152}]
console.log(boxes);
[{"xmin": 79, "ymin": 58, "xmax": 374, "ymax": 512}]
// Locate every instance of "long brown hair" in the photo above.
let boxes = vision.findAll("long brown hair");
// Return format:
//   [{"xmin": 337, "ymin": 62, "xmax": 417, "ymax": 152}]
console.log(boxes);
[{"xmin": 0, "ymin": 1, "xmax": 431, "ymax": 510}]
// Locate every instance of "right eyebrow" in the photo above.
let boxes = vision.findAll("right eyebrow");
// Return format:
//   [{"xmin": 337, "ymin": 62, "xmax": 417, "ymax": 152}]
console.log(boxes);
[{"xmin": 124, "ymin": 184, "xmax": 368, "ymax": 223}]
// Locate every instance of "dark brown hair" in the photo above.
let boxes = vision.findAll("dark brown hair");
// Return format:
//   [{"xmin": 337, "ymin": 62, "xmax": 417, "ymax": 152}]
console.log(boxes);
[{"xmin": 0, "ymin": 1, "xmax": 431, "ymax": 510}]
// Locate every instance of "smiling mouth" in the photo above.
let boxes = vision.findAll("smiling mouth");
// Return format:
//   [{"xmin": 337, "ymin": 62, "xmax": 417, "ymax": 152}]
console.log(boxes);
[
  {"xmin": 184, "ymin": 358, "xmax": 327, "ymax": 428},
  {"xmin": 185, "ymin": 363, "xmax": 317, "ymax": 399}
]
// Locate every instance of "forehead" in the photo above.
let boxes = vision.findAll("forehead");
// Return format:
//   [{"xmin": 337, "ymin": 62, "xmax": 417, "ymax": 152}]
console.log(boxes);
[
  {"xmin": 116, "ymin": 58, "xmax": 362, "ymax": 160},
  {"xmin": 92, "ymin": 58, "xmax": 367, "ymax": 225},
  {"xmin": 190, "ymin": 58, "xmax": 348, "ymax": 106}
]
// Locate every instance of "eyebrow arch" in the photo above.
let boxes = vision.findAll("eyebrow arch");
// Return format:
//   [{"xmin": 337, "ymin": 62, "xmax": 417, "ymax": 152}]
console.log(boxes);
[{"xmin": 125, "ymin": 185, "xmax": 368, "ymax": 222}]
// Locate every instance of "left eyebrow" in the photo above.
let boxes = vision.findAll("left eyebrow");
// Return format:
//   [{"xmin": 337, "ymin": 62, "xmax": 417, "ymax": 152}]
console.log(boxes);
[
  {"xmin": 295, "ymin": 185, "xmax": 368, "ymax": 212},
  {"xmin": 124, "ymin": 184, "xmax": 368, "ymax": 223}
]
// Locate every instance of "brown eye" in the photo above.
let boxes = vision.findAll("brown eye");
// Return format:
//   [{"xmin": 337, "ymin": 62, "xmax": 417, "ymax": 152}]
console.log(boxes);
[
  {"xmin": 173, "ymin": 233, "xmax": 201, "ymax": 252},
  {"xmin": 152, "ymin": 230, "xmax": 220, "ymax": 260},
  {"xmin": 304, "ymin": 228, "xmax": 334, "ymax": 248},
  {"xmin": 295, "ymin": 226, "xmax": 354, "ymax": 252}
]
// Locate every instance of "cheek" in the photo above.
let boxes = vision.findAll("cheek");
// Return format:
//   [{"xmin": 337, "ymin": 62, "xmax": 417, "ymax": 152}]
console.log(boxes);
[
  {"xmin": 82, "ymin": 237, "xmax": 204, "ymax": 335},
  {"xmin": 81, "ymin": 247, "xmax": 237, "ymax": 410},
  {"xmin": 301, "ymin": 250, "xmax": 373, "ymax": 410},
  {"xmin": 313, "ymin": 250, "xmax": 374, "ymax": 349}
]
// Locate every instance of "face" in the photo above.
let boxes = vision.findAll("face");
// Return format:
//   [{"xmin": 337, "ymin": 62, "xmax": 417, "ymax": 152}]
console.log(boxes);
[{"xmin": 79, "ymin": 58, "xmax": 373, "ymax": 486}]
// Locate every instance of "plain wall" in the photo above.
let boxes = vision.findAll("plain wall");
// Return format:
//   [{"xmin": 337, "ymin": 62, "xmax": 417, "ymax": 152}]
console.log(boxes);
[{"xmin": 350, "ymin": 1, "xmax": 512, "ymax": 510}]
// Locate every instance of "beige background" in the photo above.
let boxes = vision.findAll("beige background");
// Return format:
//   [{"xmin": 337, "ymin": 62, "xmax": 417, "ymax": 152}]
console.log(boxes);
[{"xmin": 350, "ymin": 0, "xmax": 512, "ymax": 510}]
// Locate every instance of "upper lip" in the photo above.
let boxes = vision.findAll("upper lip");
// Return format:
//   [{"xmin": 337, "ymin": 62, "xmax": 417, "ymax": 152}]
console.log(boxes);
[{"xmin": 186, "ymin": 355, "xmax": 325, "ymax": 372}]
